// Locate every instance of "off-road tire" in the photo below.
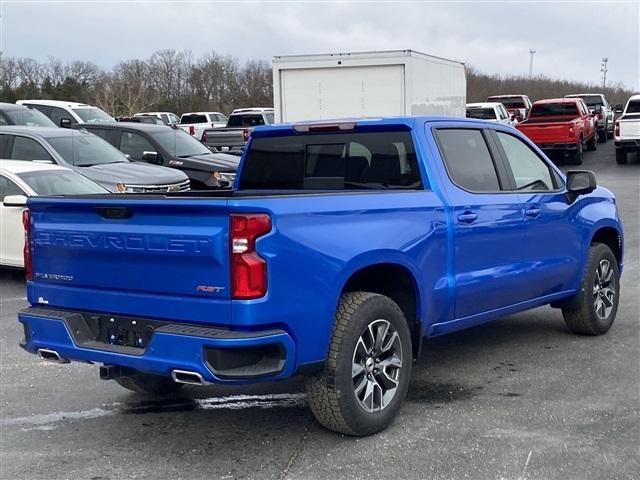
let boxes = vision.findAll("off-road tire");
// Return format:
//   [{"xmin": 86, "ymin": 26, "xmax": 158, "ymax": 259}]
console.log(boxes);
[
  {"xmin": 115, "ymin": 370, "xmax": 184, "ymax": 395},
  {"xmin": 615, "ymin": 149, "xmax": 627, "ymax": 165},
  {"xmin": 305, "ymin": 292, "xmax": 412, "ymax": 436},
  {"xmin": 568, "ymin": 140, "xmax": 583, "ymax": 165},
  {"xmin": 598, "ymin": 126, "xmax": 607, "ymax": 143},
  {"xmin": 562, "ymin": 243, "xmax": 620, "ymax": 335}
]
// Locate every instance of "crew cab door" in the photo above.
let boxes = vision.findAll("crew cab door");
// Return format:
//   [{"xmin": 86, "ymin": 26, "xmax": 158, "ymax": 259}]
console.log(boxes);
[
  {"xmin": 490, "ymin": 130, "xmax": 583, "ymax": 295},
  {"xmin": 431, "ymin": 126, "xmax": 530, "ymax": 319}
]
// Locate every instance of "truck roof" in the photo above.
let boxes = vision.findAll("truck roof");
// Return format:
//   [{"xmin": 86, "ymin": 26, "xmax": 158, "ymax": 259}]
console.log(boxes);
[
  {"xmin": 487, "ymin": 94, "xmax": 528, "ymax": 99},
  {"xmin": 467, "ymin": 102, "xmax": 503, "ymax": 109},
  {"xmin": 533, "ymin": 98, "xmax": 580, "ymax": 105},
  {"xmin": 0, "ymin": 159, "xmax": 70, "ymax": 174},
  {"xmin": 16, "ymin": 99, "xmax": 95, "ymax": 108}
]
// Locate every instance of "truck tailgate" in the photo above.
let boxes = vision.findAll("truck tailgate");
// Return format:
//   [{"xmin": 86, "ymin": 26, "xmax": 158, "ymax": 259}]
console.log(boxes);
[
  {"xmin": 518, "ymin": 121, "xmax": 572, "ymax": 143},
  {"xmin": 619, "ymin": 116, "xmax": 640, "ymax": 139},
  {"xmin": 27, "ymin": 197, "xmax": 231, "ymax": 325},
  {"xmin": 204, "ymin": 129, "xmax": 245, "ymax": 149}
]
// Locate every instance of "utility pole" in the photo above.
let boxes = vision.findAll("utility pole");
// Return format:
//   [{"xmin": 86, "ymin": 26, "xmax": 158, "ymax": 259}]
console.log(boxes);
[
  {"xmin": 529, "ymin": 49, "xmax": 536, "ymax": 77},
  {"xmin": 601, "ymin": 57, "xmax": 608, "ymax": 88}
]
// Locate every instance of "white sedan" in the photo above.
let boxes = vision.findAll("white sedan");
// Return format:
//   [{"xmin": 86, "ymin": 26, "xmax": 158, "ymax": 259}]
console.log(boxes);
[
  {"xmin": 466, "ymin": 102, "xmax": 518, "ymax": 126},
  {"xmin": 0, "ymin": 160, "xmax": 108, "ymax": 268}
]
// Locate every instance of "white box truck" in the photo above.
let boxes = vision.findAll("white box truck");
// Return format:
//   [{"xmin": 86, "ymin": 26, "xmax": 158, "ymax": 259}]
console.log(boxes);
[{"xmin": 272, "ymin": 49, "xmax": 466, "ymax": 123}]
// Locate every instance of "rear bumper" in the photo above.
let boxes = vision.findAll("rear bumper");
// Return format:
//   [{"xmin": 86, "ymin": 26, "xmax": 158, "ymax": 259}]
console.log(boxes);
[
  {"xmin": 18, "ymin": 307, "xmax": 297, "ymax": 384},
  {"xmin": 615, "ymin": 139, "xmax": 640, "ymax": 152},
  {"xmin": 537, "ymin": 142, "xmax": 578, "ymax": 152}
]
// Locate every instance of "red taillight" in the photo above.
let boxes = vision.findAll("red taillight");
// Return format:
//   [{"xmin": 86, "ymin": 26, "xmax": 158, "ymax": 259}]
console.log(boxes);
[
  {"xmin": 614, "ymin": 121, "xmax": 620, "ymax": 136},
  {"xmin": 242, "ymin": 128, "xmax": 250, "ymax": 142},
  {"xmin": 598, "ymin": 113, "xmax": 603, "ymax": 120},
  {"xmin": 201, "ymin": 131, "xmax": 207, "ymax": 142},
  {"xmin": 189, "ymin": 125, "xmax": 195, "ymax": 136},
  {"xmin": 230, "ymin": 213, "xmax": 271, "ymax": 299},
  {"xmin": 22, "ymin": 209, "xmax": 33, "ymax": 280}
]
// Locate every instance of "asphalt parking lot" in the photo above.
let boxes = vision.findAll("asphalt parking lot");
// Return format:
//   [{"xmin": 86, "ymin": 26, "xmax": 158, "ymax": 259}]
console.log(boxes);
[{"xmin": 1, "ymin": 142, "xmax": 638, "ymax": 480}]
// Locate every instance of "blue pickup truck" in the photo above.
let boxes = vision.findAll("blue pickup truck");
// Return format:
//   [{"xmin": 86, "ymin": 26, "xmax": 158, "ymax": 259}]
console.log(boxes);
[{"xmin": 19, "ymin": 116, "xmax": 623, "ymax": 436}]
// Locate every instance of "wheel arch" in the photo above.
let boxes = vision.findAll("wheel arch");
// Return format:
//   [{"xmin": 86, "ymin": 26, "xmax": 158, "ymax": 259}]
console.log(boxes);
[
  {"xmin": 590, "ymin": 225, "xmax": 623, "ymax": 267},
  {"xmin": 339, "ymin": 260, "xmax": 423, "ymax": 358}
]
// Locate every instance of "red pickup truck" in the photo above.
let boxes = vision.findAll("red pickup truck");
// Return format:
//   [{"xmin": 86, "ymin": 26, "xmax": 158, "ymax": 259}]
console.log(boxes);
[{"xmin": 516, "ymin": 98, "xmax": 598, "ymax": 165}]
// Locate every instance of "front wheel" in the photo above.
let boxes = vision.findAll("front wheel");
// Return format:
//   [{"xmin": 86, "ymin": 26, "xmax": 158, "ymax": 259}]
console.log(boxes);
[
  {"xmin": 562, "ymin": 243, "xmax": 620, "ymax": 335},
  {"xmin": 305, "ymin": 292, "xmax": 412, "ymax": 436}
]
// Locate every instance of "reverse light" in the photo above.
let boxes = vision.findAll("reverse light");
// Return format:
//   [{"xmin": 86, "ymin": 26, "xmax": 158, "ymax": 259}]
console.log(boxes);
[
  {"xmin": 22, "ymin": 209, "xmax": 33, "ymax": 281},
  {"xmin": 189, "ymin": 125, "xmax": 195, "ymax": 136},
  {"xmin": 230, "ymin": 213, "xmax": 271, "ymax": 299}
]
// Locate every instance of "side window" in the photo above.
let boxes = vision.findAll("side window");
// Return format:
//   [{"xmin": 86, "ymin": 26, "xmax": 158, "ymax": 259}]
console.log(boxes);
[
  {"xmin": 120, "ymin": 132, "xmax": 154, "ymax": 160},
  {"xmin": 495, "ymin": 132, "xmax": 555, "ymax": 191},
  {"xmin": 89, "ymin": 128, "xmax": 121, "ymax": 147},
  {"xmin": 28, "ymin": 104, "xmax": 52, "ymax": 118},
  {"xmin": 436, "ymin": 129, "xmax": 501, "ymax": 192},
  {"xmin": 160, "ymin": 114, "xmax": 169, "ymax": 123},
  {"xmin": 11, "ymin": 136, "xmax": 54, "ymax": 162},
  {"xmin": 0, "ymin": 175, "xmax": 26, "ymax": 201},
  {"xmin": 50, "ymin": 107, "xmax": 73, "ymax": 126}
]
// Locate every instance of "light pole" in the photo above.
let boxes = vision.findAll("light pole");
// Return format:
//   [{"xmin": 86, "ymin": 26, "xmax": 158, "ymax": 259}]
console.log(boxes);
[
  {"xmin": 529, "ymin": 49, "xmax": 536, "ymax": 77},
  {"xmin": 601, "ymin": 57, "xmax": 608, "ymax": 88}
]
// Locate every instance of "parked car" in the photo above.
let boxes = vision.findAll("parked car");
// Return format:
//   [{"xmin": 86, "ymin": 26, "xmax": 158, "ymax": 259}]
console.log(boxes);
[
  {"xmin": 177, "ymin": 112, "xmax": 228, "ymax": 140},
  {"xmin": 202, "ymin": 109, "xmax": 275, "ymax": 153},
  {"xmin": 19, "ymin": 116, "xmax": 623, "ymax": 436},
  {"xmin": 486, "ymin": 95, "xmax": 532, "ymax": 120},
  {"xmin": 565, "ymin": 93, "xmax": 614, "ymax": 141},
  {"xmin": 0, "ymin": 103, "xmax": 56, "ymax": 127},
  {"xmin": 79, "ymin": 123, "xmax": 240, "ymax": 189},
  {"xmin": 0, "ymin": 160, "xmax": 108, "ymax": 268},
  {"xmin": 16, "ymin": 100, "xmax": 115, "ymax": 127},
  {"xmin": 614, "ymin": 94, "xmax": 640, "ymax": 164},
  {"xmin": 134, "ymin": 112, "xmax": 180, "ymax": 125},
  {"xmin": 0, "ymin": 127, "xmax": 189, "ymax": 193},
  {"xmin": 115, "ymin": 115, "xmax": 165, "ymax": 125},
  {"xmin": 516, "ymin": 98, "xmax": 598, "ymax": 164},
  {"xmin": 465, "ymin": 102, "xmax": 516, "ymax": 126}
]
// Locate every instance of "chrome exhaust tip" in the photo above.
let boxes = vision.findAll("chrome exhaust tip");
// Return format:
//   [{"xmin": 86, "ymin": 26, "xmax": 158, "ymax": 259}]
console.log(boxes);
[
  {"xmin": 171, "ymin": 369, "xmax": 206, "ymax": 385},
  {"xmin": 37, "ymin": 348, "xmax": 70, "ymax": 364}
]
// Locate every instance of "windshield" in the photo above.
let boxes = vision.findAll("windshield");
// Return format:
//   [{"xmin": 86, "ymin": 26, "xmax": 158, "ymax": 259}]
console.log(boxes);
[
  {"xmin": 72, "ymin": 107, "xmax": 115, "ymax": 123},
  {"xmin": 18, "ymin": 170, "xmax": 109, "ymax": 195},
  {"xmin": 530, "ymin": 103, "xmax": 579, "ymax": 117},
  {"xmin": 5, "ymin": 107, "xmax": 56, "ymax": 127},
  {"xmin": 466, "ymin": 108, "xmax": 496, "ymax": 120},
  {"xmin": 47, "ymin": 133, "xmax": 128, "ymax": 166},
  {"xmin": 151, "ymin": 129, "xmax": 212, "ymax": 157},
  {"xmin": 240, "ymin": 131, "xmax": 422, "ymax": 190},
  {"xmin": 227, "ymin": 114, "xmax": 266, "ymax": 127},
  {"xmin": 489, "ymin": 97, "xmax": 525, "ymax": 109}
]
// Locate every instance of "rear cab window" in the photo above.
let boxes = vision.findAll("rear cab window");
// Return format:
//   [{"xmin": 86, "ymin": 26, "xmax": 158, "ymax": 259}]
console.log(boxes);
[
  {"xmin": 239, "ymin": 130, "xmax": 423, "ymax": 190},
  {"xmin": 180, "ymin": 114, "xmax": 207, "ymax": 124}
]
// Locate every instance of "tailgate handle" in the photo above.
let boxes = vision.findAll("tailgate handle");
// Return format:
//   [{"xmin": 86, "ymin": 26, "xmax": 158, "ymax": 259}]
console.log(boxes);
[{"xmin": 95, "ymin": 206, "xmax": 132, "ymax": 219}]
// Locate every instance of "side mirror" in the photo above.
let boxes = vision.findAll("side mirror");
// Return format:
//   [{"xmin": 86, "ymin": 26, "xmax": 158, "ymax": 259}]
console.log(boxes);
[
  {"xmin": 566, "ymin": 170, "xmax": 596, "ymax": 201},
  {"xmin": 142, "ymin": 151, "xmax": 160, "ymax": 163},
  {"xmin": 3, "ymin": 194, "xmax": 28, "ymax": 207},
  {"xmin": 59, "ymin": 118, "xmax": 73, "ymax": 128},
  {"xmin": 593, "ymin": 105, "xmax": 603, "ymax": 114}
]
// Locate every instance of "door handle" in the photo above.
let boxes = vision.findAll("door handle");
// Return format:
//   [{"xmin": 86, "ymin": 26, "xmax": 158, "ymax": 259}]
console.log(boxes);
[
  {"xmin": 457, "ymin": 212, "xmax": 478, "ymax": 224},
  {"xmin": 524, "ymin": 207, "xmax": 540, "ymax": 218}
]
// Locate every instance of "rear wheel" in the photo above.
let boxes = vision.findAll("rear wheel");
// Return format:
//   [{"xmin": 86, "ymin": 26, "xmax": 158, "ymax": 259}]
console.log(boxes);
[
  {"xmin": 562, "ymin": 243, "xmax": 619, "ymax": 335},
  {"xmin": 305, "ymin": 292, "xmax": 412, "ymax": 436},
  {"xmin": 568, "ymin": 140, "xmax": 583, "ymax": 165},
  {"xmin": 615, "ymin": 149, "xmax": 628, "ymax": 165},
  {"xmin": 586, "ymin": 131, "xmax": 598, "ymax": 151},
  {"xmin": 115, "ymin": 370, "xmax": 184, "ymax": 395}
]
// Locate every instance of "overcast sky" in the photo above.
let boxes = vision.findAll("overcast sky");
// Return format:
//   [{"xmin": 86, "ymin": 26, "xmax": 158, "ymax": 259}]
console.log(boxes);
[{"xmin": 2, "ymin": 1, "xmax": 638, "ymax": 89}]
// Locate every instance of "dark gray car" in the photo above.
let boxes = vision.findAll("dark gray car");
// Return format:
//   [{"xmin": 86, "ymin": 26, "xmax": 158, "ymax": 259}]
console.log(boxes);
[{"xmin": 0, "ymin": 127, "xmax": 189, "ymax": 193}]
